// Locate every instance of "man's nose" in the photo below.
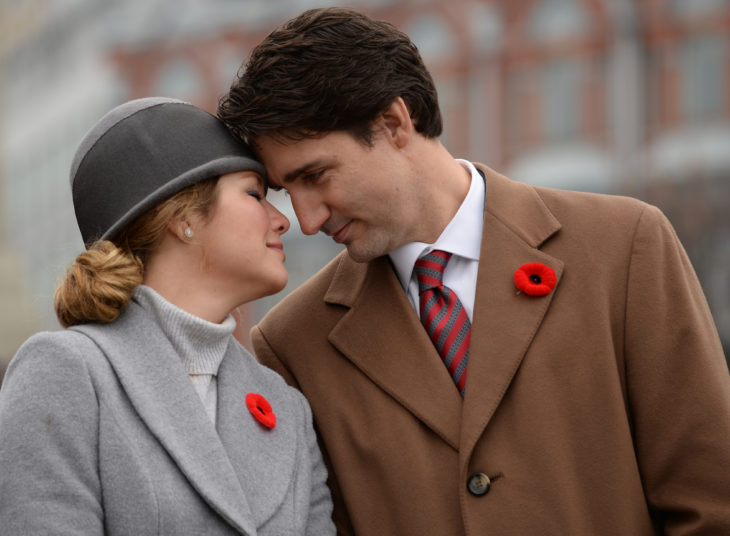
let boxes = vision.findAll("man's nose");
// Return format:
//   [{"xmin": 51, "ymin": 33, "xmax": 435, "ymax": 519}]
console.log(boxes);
[{"xmin": 290, "ymin": 192, "xmax": 328, "ymax": 236}]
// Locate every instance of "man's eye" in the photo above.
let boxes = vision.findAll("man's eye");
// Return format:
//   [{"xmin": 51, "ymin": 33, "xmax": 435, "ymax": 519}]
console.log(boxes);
[{"xmin": 302, "ymin": 170, "xmax": 324, "ymax": 182}]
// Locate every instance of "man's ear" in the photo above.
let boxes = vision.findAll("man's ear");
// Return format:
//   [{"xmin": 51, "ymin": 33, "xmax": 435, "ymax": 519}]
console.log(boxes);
[{"xmin": 380, "ymin": 97, "xmax": 413, "ymax": 149}]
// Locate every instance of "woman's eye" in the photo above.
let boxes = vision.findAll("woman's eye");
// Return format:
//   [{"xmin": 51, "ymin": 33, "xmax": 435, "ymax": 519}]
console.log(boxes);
[{"xmin": 247, "ymin": 190, "xmax": 263, "ymax": 201}]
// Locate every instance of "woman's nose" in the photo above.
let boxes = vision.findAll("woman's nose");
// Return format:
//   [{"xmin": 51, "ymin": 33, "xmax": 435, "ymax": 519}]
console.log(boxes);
[{"xmin": 267, "ymin": 202, "xmax": 290, "ymax": 235}]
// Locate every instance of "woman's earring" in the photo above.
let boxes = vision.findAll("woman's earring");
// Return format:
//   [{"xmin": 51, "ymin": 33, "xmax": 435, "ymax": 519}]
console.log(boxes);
[{"xmin": 184, "ymin": 227, "xmax": 194, "ymax": 239}]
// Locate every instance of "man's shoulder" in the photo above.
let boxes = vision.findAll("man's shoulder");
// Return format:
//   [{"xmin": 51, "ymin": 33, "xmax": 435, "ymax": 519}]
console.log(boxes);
[
  {"xmin": 533, "ymin": 182, "xmax": 647, "ymax": 211},
  {"xmin": 475, "ymin": 162, "xmax": 652, "ymax": 231},
  {"xmin": 532, "ymin": 184, "xmax": 657, "ymax": 238}
]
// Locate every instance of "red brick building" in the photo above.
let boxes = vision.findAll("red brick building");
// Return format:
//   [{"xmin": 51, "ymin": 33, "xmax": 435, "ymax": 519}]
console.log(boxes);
[{"xmin": 2, "ymin": 0, "xmax": 726, "ymax": 361}]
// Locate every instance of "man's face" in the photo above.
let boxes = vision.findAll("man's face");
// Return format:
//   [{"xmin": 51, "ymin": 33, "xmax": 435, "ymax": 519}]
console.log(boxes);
[{"xmin": 255, "ymin": 130, "xmax": 419, "ymax": 262}]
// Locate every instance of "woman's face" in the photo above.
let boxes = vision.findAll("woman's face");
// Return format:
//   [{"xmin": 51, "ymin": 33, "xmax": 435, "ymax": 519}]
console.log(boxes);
[{"xmin": 194, "ymin": 170, "xmax": 290, "ymax": 304}]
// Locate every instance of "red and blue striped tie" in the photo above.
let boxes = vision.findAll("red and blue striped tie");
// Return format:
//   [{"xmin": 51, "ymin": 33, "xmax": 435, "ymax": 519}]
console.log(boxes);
[{"xmin": 414, "ymin": 250, "xmax": 470, "ymax": 396}]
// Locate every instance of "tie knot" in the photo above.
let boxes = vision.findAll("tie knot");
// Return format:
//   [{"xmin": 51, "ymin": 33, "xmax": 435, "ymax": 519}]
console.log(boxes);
[{"xmin": 414, "ymin": 250, "xmax": 452, "ymax": 292}]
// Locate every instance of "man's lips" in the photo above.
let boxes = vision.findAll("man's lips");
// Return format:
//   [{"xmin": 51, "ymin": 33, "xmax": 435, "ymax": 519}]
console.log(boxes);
[{"xmin": 330, "ymin": 221, "xmax": 351, "ymax": 244}]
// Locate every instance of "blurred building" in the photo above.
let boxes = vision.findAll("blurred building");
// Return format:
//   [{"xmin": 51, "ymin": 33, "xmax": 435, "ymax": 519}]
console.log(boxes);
[{"xmin": 1, "ymin": 0, "xmax": 728, "ymax": 379}]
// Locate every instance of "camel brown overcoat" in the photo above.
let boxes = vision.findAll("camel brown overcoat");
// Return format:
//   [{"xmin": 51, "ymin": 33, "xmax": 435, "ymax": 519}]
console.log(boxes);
[{"xmin": 252, "ymin": 165, "xmax": 730, "ymax": 535}]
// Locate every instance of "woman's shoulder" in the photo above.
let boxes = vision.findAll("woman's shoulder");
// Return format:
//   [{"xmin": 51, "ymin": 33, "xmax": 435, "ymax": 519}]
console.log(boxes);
[
  {"xmin": 15, "ymin": 328, "xmax": 102, "ymax": 360},
  {"xmin": 6, "ymin": 328, "xmax": 111, "ymax": 384},
  {"xmin": 0, "ymin": 329, "xmax": 112, "ymax": 417}
]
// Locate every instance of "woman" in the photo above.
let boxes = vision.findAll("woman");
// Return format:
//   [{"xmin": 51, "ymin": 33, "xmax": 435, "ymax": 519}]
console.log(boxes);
[{"xmin": 0, "ymin": 97, "xmax": 335, "ymax": 535}]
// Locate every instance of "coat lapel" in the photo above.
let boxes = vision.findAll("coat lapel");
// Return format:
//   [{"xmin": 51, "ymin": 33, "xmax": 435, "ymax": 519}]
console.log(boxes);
[
  {"xmin": 73, "ymin": 304, "xmax": 256, "ymax": 536},
  {"xmin": 216, "ymin": 344, "xmax": 297, "ymax": 529},
  {"xmin": 460, "ymin": 165, "xmax": 563, "ymax": 457},
  {"xmin": 321, "ymin": 166, "xmax": 564, "ymax": 455},
  {"xmin": 326, "ymin": 255, "xmax": 463, "ymax": 449}
]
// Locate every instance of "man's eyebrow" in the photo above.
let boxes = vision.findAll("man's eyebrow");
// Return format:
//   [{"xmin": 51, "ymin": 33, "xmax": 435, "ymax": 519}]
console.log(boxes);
[
  {"xmin": 256, "ymin": 174, "xmax": 268, "ymax": 194},
  {"xmin": 283, "ymin": 159, "xmax": 327, "ymax": 184}
]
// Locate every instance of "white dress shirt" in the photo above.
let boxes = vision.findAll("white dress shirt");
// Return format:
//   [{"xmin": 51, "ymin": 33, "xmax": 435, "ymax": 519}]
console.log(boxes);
[{"xmin": 389, "ymin": 159, "xmax": 485, "ymax": 321}]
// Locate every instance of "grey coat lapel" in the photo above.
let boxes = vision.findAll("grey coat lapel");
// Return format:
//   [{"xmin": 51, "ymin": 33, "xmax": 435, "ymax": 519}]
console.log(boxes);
[
  {"xmin": 73, "ymin": 303, "xmax": 256, "ymax": 535},
  {"xmin": 217, "ymin": 343, "xmax": 298, "ymax": 528}
]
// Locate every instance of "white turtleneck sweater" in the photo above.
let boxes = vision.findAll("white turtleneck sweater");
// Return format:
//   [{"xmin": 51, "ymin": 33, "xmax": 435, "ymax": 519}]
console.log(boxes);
[{"xmin": 132, "ymin": 285, "xmax": 236, "ymax": 426}]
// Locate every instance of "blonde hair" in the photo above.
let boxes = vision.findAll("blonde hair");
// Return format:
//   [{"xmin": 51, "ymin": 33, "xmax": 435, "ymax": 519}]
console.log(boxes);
[{"xmin": 54, "ymin": 178, "xmax": 219, "ymax": 327}]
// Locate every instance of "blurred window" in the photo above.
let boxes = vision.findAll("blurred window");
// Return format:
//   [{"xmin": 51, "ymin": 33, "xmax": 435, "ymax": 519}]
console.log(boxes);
[
  {"xmin": 670, "ymin": 0, "xmax": 729, "ymax": 18},
  {"xmin": 405, "ymin": 13, "xmax": 456, "ymax": 63},
  {"xmin": 154, "ymin": 58, "xmax": 202, "ymax": 102},
  {"xmin": 529, "ymin": 0, "xmax": 589, "ymax": 43},
  {"xmin": 646, "ymin": 47, "xmax": 664, "ymax": 131},
  {"xmin": 541, "ymin": 59, "xmax": 582, "ymax": 141},
  {"xmin": 679, "ymin": 34, "xmax": 727, "ymax": 121},
  {"xmin": 468, "ymin": 3, "xmax": 502, "ymax": 55},
  {"xmin": 507, "ymin": 66, "xmax": 535, "ymax": 148}
]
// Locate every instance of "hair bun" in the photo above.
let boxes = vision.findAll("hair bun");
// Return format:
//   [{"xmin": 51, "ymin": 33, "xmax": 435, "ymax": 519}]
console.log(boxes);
[{"xmin": 54, "ymin": 241, "xmax": 143, "ymax": 327}]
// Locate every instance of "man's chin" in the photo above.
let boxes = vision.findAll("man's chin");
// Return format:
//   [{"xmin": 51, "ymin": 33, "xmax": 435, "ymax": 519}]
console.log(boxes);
[{"xmin": 344, "ymin": 242, "xmax": 385, "ymax": 263}]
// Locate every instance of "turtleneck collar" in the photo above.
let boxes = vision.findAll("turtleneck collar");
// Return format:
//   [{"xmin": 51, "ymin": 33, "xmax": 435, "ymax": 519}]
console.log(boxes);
[{"xmin": 132, "ymin": 285, "xmax": 236, "ymax": 376}]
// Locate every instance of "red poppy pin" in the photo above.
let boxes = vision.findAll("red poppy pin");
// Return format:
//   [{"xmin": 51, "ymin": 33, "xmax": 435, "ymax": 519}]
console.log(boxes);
[
  {"xmin": 514, "ymin": 262, "xmax": 557, "ymax": 296},
  {"xmin": 246, "ymin": 393, "xmax": 276, "ymax": 429}
]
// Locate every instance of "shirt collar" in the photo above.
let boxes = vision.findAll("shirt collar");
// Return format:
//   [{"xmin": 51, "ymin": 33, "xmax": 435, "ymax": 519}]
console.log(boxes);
[{"xmin": 389, "ymin": 159, "xmax": 485, "ymax": 290}]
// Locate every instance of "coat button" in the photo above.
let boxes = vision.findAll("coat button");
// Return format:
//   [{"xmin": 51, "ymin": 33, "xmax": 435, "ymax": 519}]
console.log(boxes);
[{"xmin": 467, "ymin": 473, "xmax": 491, "ymax": 496}]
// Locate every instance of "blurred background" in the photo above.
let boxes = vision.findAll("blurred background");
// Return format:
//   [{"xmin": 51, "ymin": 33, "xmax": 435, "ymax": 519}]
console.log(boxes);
[{"xmin": 1, "ymin": 0, "xmax": 728, "ymax": 382}]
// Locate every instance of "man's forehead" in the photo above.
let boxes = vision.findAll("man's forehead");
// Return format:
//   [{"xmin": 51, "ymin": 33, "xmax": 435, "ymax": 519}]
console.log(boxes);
[
  {"xmin": 255, "ymin": 136, "xmax": 330, "ymax": 175},
  {"xmin": 253, "ymin": 134, "xmax": 308, "ymax": 163}
]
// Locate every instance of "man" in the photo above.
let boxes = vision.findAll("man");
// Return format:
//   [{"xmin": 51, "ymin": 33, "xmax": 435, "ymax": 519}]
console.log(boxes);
[{"xmin": 218, "ymin": 7, "xmax": 730, "ymax": 535}]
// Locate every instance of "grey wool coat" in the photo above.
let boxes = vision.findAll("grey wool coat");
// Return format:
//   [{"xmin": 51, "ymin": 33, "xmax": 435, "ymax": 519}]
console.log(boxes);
[{"xmin": 0, "ymin": 300, "xmax": 335, "ymax": 535}]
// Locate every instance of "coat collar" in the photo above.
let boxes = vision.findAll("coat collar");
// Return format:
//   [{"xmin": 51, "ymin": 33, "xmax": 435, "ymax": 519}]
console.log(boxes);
[
  {"xmin": 459, "ymin": 164, "xmax": 563, "ymax": 459},
  {"xmin": 216, "ymin": 345, "xmax": 298, "ymax": 529},
  {"xmin": 326, "ymin": 254, "xmax": 464, "ymax": 448},
  {"xmin": 322, "ymin": 165, "xmax": 563, "ymax": 454},
  {"xmin": 73, "ymin": 302, "xmax": 296, "ymax": 534}
]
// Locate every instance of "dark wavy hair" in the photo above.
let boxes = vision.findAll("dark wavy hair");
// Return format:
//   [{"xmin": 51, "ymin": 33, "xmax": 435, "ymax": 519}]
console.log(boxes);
[{"xmin": 218, "ymin": 7, "xmax": 442, "ymax": 145}]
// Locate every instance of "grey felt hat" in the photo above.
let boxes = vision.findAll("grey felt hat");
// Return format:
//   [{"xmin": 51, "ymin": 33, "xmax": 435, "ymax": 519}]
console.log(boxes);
[{"xmin": 70, "ymin": 97, "xmax": 265, "ymax": 245}]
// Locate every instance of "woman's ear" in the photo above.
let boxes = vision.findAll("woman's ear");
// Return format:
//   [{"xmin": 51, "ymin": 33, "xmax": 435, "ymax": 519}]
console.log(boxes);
[
  {"xmin": 168, "ymin": 218, "xmax": 193, "ymax": 242},
  {"xmin": 380, "ymin": 97, "xmax": 413, "ymax": 149}
]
